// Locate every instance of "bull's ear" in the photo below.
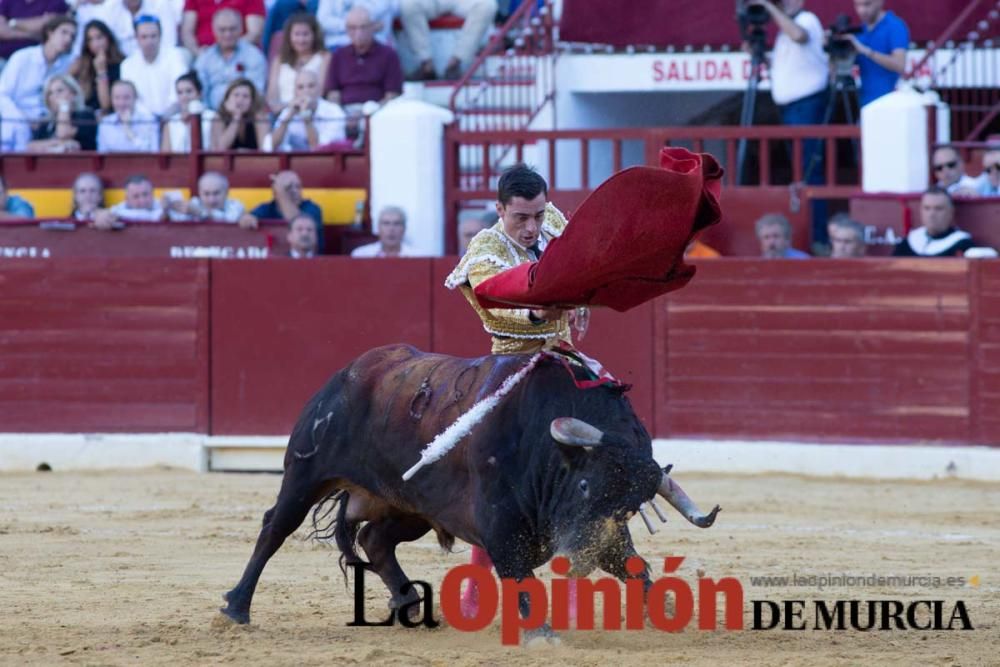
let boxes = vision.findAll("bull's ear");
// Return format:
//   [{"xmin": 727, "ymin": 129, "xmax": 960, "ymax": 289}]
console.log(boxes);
[{"xmin": 550, "ymin": 418, "xmax": 604, "ymax": 452}]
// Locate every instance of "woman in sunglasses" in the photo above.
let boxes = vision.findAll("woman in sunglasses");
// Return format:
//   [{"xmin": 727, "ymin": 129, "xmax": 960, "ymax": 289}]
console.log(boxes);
[
  {"xmin": 979, "ymin": 148, "xmax": 1000, "ymax": 197},
  {"xmin": 26, "ymin": 74, "xmax": 98, "ymax": 152}
]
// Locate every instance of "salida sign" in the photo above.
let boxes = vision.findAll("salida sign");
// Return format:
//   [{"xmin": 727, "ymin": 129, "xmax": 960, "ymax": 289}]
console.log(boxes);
[{"xmin": 347, "ymin": 556, "xmax": 974, "ymax": 645}]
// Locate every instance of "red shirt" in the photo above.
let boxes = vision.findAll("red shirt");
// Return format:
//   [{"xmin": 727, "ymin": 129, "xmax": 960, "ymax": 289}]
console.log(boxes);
[{"xmin": 183, "ymin": 0, "xmax": 265, "ymax": 47}]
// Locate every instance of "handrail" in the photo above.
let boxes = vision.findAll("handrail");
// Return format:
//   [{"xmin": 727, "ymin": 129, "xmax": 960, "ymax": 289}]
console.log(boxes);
[
  {"xmin": 904, "ymin": 0, "xmax": 989, "ymax": 80},
  {"xmin": 447, "ymin": 0, "xmax": 552, "ymax": 115}
]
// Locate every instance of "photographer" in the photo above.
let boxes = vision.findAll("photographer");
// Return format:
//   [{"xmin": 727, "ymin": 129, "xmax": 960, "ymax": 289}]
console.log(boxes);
[
  {"xmin": 748, "ymin": 0, "xmax": 829, "ymax": 244},
  {"xmin": 843, "ymin": 0, "xmax": 909, "ymax": 107}
]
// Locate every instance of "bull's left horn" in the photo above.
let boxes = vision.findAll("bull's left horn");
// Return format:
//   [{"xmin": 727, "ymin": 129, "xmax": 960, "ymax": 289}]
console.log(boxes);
[
  {"xmin": 657, "ymin": 471, "xmax": 721, "ymax": 528},
  {"xmin": 550, "ymin": 418, "xmax": 604, "ymax": 448}
]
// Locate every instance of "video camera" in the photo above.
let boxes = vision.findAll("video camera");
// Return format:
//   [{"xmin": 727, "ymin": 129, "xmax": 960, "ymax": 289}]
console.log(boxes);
[
  {"xmin": 736, "ymin": 0, "xmax": 769, "ymax": 53},
  {"xmin": 826, "ymin": 13, "xmax": 863, "ymax": 63}
]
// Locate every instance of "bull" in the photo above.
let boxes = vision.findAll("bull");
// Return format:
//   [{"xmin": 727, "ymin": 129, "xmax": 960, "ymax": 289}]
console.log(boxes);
[{"xmin": 221, "ymin": 344, "xmax": 720, "ymax": 638}]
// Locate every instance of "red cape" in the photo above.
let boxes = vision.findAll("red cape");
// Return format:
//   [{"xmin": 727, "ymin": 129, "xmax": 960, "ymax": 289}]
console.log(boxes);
[{"xmin": 473, "ymin": 147, "xmax": 723, "ymax": 312}]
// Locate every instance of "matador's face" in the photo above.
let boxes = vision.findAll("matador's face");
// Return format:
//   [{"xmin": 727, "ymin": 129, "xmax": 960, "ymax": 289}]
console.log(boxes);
[{"xmin": 497, "ymin": 193, "xmax": 547, "ymax": 249}]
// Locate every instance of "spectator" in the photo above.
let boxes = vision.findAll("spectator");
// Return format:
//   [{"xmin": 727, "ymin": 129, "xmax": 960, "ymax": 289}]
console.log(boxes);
[
  {"xmin": 104, "ymin": 174, "xmax": 165, "ymax": 222},
  {"xmin": 0, "ymin": 15, "xmax": 76, "ymax": 120},
  {"xmin": 324, "ymin": 5, "xmax": 402, "ymax": 112},
  {"xmin": 0, "ymin": 174, "xmax": 35, "ymax": 219},
  {"xmin": 68, "ymin": 20, "xmax": 124, "ymax": 114},
  {"xmin": 251, "ymin": 169, "xmax": 324, "ymax": 251},
  {"xmin": 266, "ymin": 70, "xmax": 346, "ymax": 151},
  {"xmin": 209, "ymin": 77, "xmax": 269, "ymax": 149},
  {"xmin": 0, "ymin": 95, "xmax": 32, "ymax": 151},
  {"xmin": 71, "ymin": 172, "xmax": 106, "ymax": 221},
  {"xmin": 316, "ymin": 0, "xmax": 396, "ymax": 51},
  {"xmin": 121, "ymin": 14, "xmax": 192, "ymax": 117},
  {"xmin": 97, "ymin": 79, "xmax": 160, "ymax": 151},
  {"xmin": 73, "ymin": 0, "xmax": 180, "ymax": 58},
  {"xmin": 827, "ymin": 213, "xmax": 866, "ymax": 258},
  {"xmin": 400, "ymin": 0, "xmax": 497, "ymax": 80},
  {"xmin": 26, "ymin": 74, "xmax": 98, "ymax": 152},
  {"xmin": 262, "ymin": 0, "xmax": 317, "ymax": 57},
  {"xmin": 181, "ymin": 0, "xmax": 263, "ymax": 52},
  {"xmin": 286, "ymin": 212, "xmax": 318, "ymax": 257},
  {"xmin": 892, "ymin": 187, "xmax": 976, "ymax": 257},
  {"xmin": 0, "ymin": 0, "xmax": 69, "ymax": 62},
  {"xmin": 977, "ymin": 148, "xmax": 1000, "ymax": 197},
  {"xmin": 265, "ymin": 12, "xmax": 330, "ymax": 113},
  {"xmin": 932, "ymin": 145, "xmax": 984, "ymax": 197},
  {"xmin": 164, "ymin": 171, "xmax": 258, "ymax": 226},
  {"xmin": 751, "ymin": 0, "xmax": 829, "ymax": 244},
  {"xmin": 844, "ymin": 0, "xmax": 909, "ymax": 107},
  {"xmin": 161, "ymin": 71, "xmax": 216, "ymax": 150},
  {"xmin": 351, "ymin": 205, "xmax": 418, "ymax": 257},
  {"xmin": 456, "ymin": 209, "xmax": 492, "ymax": 255},
  {"xmin": 755, "ymin": 213, "xmax": 810, "ymax": 258},
  {"xmin": 193, "ymin": 8, "xmax": 267, "ymax": 109}
]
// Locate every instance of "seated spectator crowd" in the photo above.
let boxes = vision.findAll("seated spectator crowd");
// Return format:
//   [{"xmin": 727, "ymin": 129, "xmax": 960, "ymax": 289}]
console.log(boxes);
[{"xmin": 0, "ymin": 0, "xmax": 465, "ymax": 154}]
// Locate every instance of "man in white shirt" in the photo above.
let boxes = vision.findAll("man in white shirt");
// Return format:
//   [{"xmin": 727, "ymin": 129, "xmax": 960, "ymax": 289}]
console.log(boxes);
[
  {"xmin": 120, "ymin": 14, "xmax": 191, "ymax": 117},
  {"xmin": 73, "ymin": 0, "xmax": 180, "ymax": 57},
  {"xmin": 104, "ymin": 174, "xmax": 166, "ymax": 223},
  {"xmin": 931, "ymin": 145, "xmax": 984, "ymax": 197},
  {"xmin": 0, "ymin": 95, "xmax": 31, "ymax": 151},
  {"xmin": 351, "ymin": 205, "xmax": 421, "ymax": 257},
  {"xmin": 0, "ymin": 16, "xmax": 75, "ymax": 119},
  {"xmin": 266, "ymin": 69, "xmax": 346, "ymax": 151},
  {"xmin": 752, "ymin": 0, "xmax": 829, "ymax": 245},
  {"xmin": 165, "ymin": 171, "xmax": 258, "ymax": 227},
  {"xmin": 97, "ymin": 79, "xmax": 160, "ymax": 152}
]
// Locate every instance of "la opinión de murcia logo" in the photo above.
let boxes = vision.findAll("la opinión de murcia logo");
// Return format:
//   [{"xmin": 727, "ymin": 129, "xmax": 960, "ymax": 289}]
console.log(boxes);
[{"xmin": 345, "ymin": 556, "xmax": 975, "ymax": 645}]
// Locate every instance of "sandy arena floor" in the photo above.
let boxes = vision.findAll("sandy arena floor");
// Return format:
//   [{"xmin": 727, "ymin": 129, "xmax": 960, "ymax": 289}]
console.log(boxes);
[{"xmin": 0, "ymin": 467, "xmax": 997, "ymax": 666}]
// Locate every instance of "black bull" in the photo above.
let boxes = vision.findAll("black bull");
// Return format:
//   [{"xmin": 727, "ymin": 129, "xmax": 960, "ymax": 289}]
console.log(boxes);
[{"xmin": 221, "ymin": 344, "xmax": 720, "ymax": 628}]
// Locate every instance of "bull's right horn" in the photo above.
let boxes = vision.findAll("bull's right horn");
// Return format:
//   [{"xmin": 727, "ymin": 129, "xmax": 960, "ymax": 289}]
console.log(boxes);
[
  {"xmin": 550, "ymin": 417, "xmax": 604, "ymax": 448},
  {"xmin": 657, "ymin": 470, "xmax": 721, "ymax": 528}
]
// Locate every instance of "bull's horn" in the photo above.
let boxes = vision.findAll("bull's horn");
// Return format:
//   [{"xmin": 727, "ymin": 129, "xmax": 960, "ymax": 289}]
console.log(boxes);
[
  {"xmin": 657, "ymin": 471, "xmax": 721, "ymax": 528},
  {"xmin": 638, "ymin": 504, "xmax": 658, "ymax": 535},
  {"xmin": 550, "ymin": 418, "xmax": 604, "ymax": 448}
]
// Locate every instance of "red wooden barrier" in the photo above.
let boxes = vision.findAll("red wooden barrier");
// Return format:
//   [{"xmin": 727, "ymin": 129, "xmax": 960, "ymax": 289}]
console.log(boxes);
[{"xmin": 0, "ymin": 259, "xmax": 209, "ymax": 432}]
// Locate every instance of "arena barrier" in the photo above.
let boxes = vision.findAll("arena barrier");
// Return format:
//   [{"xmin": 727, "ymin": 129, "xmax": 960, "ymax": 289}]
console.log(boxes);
[{"xmin": 2, "ymin": 255, "xmax": 998, "ymax": 451}]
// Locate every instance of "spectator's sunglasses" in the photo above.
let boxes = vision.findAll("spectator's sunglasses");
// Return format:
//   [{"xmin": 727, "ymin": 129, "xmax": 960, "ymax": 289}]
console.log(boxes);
[
  {"xmin": 134, "ymin": 14, "xmax": 161, "ymax": 29},
  {"xmin": 986, "ymin": 163, "xmax": 1000, "ymax": 174},
  {"xmin": 933, "ymin": 160, "xmax": 958, "ymax": 171}
]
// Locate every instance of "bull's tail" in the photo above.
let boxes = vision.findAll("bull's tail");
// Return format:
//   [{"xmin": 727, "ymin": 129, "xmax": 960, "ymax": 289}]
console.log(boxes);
[{"xmin": 307, "ymin": 489, "xmax": 370, "ymax": 584}]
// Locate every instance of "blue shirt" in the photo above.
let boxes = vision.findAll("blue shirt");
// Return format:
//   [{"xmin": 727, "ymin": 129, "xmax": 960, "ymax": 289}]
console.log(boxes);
[
  {"xmin": 5, "ymin": 194, "xmax": 35, "ymax": 217},
  {"xmin": 251, "ymin": 199, "xmax": 325, "ymax": 254},
  {"xmin": 193, "ymin": 40, "xmax": 267, "ymax": 110},
  {"xmin": 856, "ymin": 11, "xmax": 910, "ymax": 107},
  {"xmin": 783, "ymin": 247, "xmax": 811, "ymax": 259}
]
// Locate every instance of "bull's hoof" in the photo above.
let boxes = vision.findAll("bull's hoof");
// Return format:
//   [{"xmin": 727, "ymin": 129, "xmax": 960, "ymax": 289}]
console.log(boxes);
[
  {"xmin": 218, "ymin": 605, "xmax": 250, "ymax": 625},
  {"xmin": 524, "ymin": 624, "xmax": 561, "ymax": 648}
]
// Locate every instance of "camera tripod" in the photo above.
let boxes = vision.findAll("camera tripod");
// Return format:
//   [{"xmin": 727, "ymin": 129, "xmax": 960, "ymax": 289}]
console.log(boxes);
[
  {"xmin": 801, "ymin": 68, "xmax": 859, "ymax": 184},
  {"xmin": 735, "ymin": 32, "xmax": 767, "ymax": 185}
]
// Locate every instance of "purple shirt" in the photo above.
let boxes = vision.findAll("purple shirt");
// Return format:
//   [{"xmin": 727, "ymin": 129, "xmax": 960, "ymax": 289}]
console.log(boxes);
[
  {"xmin": 324, "ymin": 40, "xmax": 403, "ymax": 107},
  {"xmin": 0, "ymin": 0, "xmax": 70, "ymax": 58}
]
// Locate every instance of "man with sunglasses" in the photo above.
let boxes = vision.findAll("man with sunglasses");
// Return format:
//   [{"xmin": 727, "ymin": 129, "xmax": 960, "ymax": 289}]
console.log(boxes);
[
  {"xmin": 931, "ymin": 145, "xmax": 982, "ymax": 197},
  {"xmin": 978, "ymin": 148, "xmax": 1000, "ymax": 197}
]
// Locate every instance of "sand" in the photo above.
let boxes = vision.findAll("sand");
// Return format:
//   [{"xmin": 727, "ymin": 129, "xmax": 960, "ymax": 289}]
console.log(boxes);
[{"xmin": 0, "ymin": 467, "xmax": 997, "ymax": 666}]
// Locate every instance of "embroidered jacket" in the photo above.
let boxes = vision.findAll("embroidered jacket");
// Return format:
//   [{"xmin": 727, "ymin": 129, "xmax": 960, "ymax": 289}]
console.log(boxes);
[{"xmin": 445, "ymin": 202, "xmax": 572, "ymax": 354}]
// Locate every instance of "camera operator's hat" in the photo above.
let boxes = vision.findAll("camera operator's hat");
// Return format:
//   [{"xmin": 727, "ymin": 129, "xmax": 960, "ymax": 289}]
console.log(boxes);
[{"xmin": 474, "ymin": 147, "xmax": 723, "ymax": 312}]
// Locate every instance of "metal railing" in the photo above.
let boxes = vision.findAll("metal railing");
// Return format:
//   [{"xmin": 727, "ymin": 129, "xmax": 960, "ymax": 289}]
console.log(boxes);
[
  {"xmin": 904, "ymin": 0, "xmax": 1000, "ymax": 140},
  {"xmin": 448, "ymin": 0, "xmax": 556, "ymax": 131}
]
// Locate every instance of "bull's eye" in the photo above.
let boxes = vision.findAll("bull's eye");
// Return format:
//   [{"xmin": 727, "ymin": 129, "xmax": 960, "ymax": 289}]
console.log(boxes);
[{"xmin": 578, "ymin": 479, "xmax": 589, "ymax": 497}]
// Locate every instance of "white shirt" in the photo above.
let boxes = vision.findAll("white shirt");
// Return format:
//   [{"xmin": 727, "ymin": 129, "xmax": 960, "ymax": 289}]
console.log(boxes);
[
  {"xmin": 944, "ymin": 173, "xmax": 986, "ymax": 195},
  {"xmin": 164, "ymin": 108, "xmax": 216, "ymax": 151},
  {"xmin": 167, "ymin": 197, "xmax": 246, "ymax": 222},
  {"xmin": 110, "ymin": 201, "xmax": 165, "ymax": 222},
  {"xmin": 0, "ymin": 96, "xmax": 30, "ymax": 151},
  {"xmin": 351, "ymin": 240, "xmax": 420, "ymax": 257},
  {"xmin": 97, "ymin": 105, "xmax": 161, "ymax": 152},
  {"xmin": 266, "ymin": 98, "xmax": 346, "ymax": 152},
  {"xmin": 770, "ymin": 10, "xmax": 829, "ymax": 105},
  {"xmin": 0, "ymin": 46, "xmax": 73, "ymax": 120},
  {"xmin": 73, "ymin": 0, "xmax": 181, "ymax": 57},
  {"xmin": 121, "ymin": 46, "xmax": 191, "ymax": 117}
]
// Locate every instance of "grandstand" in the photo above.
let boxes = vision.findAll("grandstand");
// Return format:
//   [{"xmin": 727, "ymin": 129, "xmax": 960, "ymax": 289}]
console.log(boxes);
[{"xmin": 1, "ymin": 0, "xmax": 999, "ymax": 474}]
